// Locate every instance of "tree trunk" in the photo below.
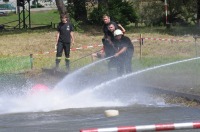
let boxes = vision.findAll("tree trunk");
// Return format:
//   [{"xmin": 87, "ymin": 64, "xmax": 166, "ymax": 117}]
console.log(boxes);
[
  {"xmin": 197, "ymin": 0, "xmax": 200, "ymax": 25},
  {"xmin": 55, "ymin": 0, "xmax": 67, "ymax": 16},
  {"xmin": 73, "ymin": 0, "xmax": 87, "ymax": 22},
  {"xmin": 167, "ymin": 0, "xmax": 172, "ymax": 23}
]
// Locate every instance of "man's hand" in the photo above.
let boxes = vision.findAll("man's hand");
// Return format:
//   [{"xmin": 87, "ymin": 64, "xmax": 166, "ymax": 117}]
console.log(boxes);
[
  {"xmin": 114, "ymin": 52, "xmax": 120, "ymax": 57},
  {"xmin": 71, "ymin": 41, "xmax": 74, "ymax": 47}
]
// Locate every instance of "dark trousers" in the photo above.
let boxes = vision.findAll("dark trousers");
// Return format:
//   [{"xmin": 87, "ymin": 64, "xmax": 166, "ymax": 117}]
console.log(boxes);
[
  {"xmin": 116, "ymin": 48, "xmax": 134, "ymax": 76},
  {"xmin": 116, "ymin": 54, "xmax": 125, "ymax": 76},
  {"xmin": 125, "ymin": 48, "xmax": 134, "ymax": 73},
  {"xmin": 55, "ymin": 41, "xmax": 70, "ymax": 70},
  {"xmin": 102, "ymin": 38, "xmax": 117, "ymax": 71}
]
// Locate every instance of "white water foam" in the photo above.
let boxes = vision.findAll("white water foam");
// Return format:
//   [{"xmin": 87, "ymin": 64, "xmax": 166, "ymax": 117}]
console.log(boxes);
[
  {"xmin": 0, "ymin": 87, "xmax": 123, "ymax": 114},
  {"xmin": 1, "ymin": 57, "xmax": 199, "ymax": 114}
]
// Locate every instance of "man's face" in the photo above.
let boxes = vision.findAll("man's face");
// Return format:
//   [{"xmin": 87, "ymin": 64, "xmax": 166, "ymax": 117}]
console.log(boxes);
[
  {"xmin": 61, "ymin": 17, "xmax": 67, "ymax": 23},
  {"xmin": 108, "ymin": 24, "xmax": 115, "ymax": 32},
  {"xmin": 103, "ymin": 16, "xmax": 110, "ymax": 24}
]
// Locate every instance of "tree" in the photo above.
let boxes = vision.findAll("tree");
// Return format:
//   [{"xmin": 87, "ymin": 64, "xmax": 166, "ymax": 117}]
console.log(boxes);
[
  {"xmin": 98, "ymin": 0, "xmax": 108, "ymax": 9},
  {"xmin": 139, "ymin": 1, "xmax": 164, "ymax": 26},
  {"xmin": 198, "ymin": 0, "xmax": 200, "ymax": 24},
  {"xmin": 73, "ymin": 0, "xmax": 87, "ymax": 22},
  {"xmin": 55, "ymin": 0, "xmax": 67, "ymax": 16},
  {"xmin": 89, "ymin": 0, "xmax": 137, "ymax": 25}
]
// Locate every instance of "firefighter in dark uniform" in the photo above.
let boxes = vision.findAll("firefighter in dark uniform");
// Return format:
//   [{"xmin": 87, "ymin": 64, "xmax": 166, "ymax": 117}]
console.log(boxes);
[
  {"xmin": 102, "ymin": 15, "xmax": 118, "ymax": 57},
  {"xmin": 113, "ymin": 29, "xmax": 134, "ymax": 76},
  {"xmin": 55, "ymin": 14, "xmax": 74, "ymax": 72},
  {"xmin": 102, "ymin": 15, "xmax": 125, "ymax": 69}
]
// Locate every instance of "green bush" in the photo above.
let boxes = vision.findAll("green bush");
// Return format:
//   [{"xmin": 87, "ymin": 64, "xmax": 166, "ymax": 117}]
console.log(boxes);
[
  {"xmin": 139, "ymin": 1, "xmax": 164, "ymax": 26},
  {"xmin": 66, "ymin": 3, "xmax": 82, "ymax": 32},
  {"xmin": 31, "ymin": 3, "xmax": 44, "ymax": 8},
  {"xmin": 89, "ymin": 0, "xmax": 138, "ymax": 26}
]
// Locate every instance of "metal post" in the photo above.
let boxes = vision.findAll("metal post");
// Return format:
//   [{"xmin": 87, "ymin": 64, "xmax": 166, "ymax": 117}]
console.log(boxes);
[
  {"xmin": 28, "ymin": 0, "xmax": 31, "ymax": 28},
  {"xmin": 193, "ymin": 35, "xmax": 200, "ymax": 90},
  {"xmin": 22, "ymin": 4, "xmax": 26, "ymax": 29},
  {"xmin": 140, "ymin": 34, "xmax": 143, "ymax": 59},
  {"xmin": 193, "ymin": 35, "xmax": 200, "ymax": 57},
  {"xmin": 18, "ymin": 6, "xmax": 21, "ymax": 29},
  {"xmin": 164, "ymin": 0, "xmax": 168, "ymax": 24},
  {"xmin": 80, "ymin": 121, "xmax": 200, "ymax": 132},
  {"xmin": 30, "ymin": 54, "xmax": 33, "ymax": 69},
  {"xmin": 17, "ymin": 0, "xmax": 31, "ymax": 29}
]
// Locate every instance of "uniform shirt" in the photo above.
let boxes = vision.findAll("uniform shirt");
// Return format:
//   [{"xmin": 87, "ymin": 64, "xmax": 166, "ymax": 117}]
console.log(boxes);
[
  {"xmin": 57, "ymin": 22, "xmax": 74, "ymax": 43},
  {"xmin": 102, "ymin": 21, "xmax": 118, "ymax": 40},
  {"xmin": 114, "ymin": 36, "xmax": 134, "ymax": 51},
  {"xmin": 102, "ymin": 40, "xmax": 117, "ymax": 57}
]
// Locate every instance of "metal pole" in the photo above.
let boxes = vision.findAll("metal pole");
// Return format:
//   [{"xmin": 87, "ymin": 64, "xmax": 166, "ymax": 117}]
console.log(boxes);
[
  {"xmin": 193, "ymin": 35, "xmax": 200, "ymax": 57},
  {"xmin": 28, "ymin": 0, "xmax": 31, "ymax": 28},
  {"xmin": 18, "ymin": 6, "xmax": 21, "ymax": 29},
  {"xmin": 23, "ymin": 3, "xmax": 26, "ymax": 29},
  {"xmin": 193, "ymin": 35, "xmax": 200, "ymax": 90},
  {"xmin": 30, "ymin": 54, "xmax": 33, "ymax": 69},
  {"xmin": 164, "ymin": 0, "xmax": 168, "ymax": 24},
  {"xmin": 140, "ymin": 34, "xmax": 142, "ymax": 59},
  {"xmin": 80, "ymin": 121, "xmax": 200, "ymax": 132}
]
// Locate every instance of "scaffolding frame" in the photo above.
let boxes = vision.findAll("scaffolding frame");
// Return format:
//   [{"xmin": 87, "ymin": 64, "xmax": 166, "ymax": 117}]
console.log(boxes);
[{"xmin": 17, "ymin": 0, "xmax": 31, "ymax": 29}]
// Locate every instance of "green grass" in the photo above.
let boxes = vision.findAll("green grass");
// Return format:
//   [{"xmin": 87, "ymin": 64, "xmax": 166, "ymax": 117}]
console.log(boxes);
[
  {"xmin": 132, "ymin": 56, "xmax": 191, "ymax": 71},
  {"xmin": 1, "ymin": 10, "xmax": 200, "ymax": 74},
  {"xmin": 30, "ymin": 10, "xmax": 60, "ymax": 25},
  {"xmin": 0, "ymin": 10, "xmax": 60, "ymax": 28},
  {"xmin": 0, "ymin": 56, "xmax": 31, "ymax": 73}
]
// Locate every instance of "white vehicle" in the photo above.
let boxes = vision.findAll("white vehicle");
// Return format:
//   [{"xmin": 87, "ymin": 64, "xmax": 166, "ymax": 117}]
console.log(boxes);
[{"xmin": 0, "ymin": 3, "xmax": 16, "ymax": 15}]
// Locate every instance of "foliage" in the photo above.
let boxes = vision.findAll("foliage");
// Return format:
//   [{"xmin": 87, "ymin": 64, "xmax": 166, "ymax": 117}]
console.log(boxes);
[
  {"xmin": 129, "ymin": 0, "xmax": 199, "ymax": 26},
  {"xmin": 66, "ymin": 3, "xmax": 82, "ymax": 31},
  {"xmin": 89, "ymin": 0, "xmax": 138, "ymax": 25},
  {"xmin": 88, "ymin": 6, "xmax": 107, "ymax": 25},
  {"xmin": 31, "ymin": 0, "xmax": 45, "ymax": 8},
  {"xmin": 160, "ymin": 0, "xmax": 198, "ymax": 25},
  {"xmin": 69, "ymin": 17, "xmax": 83, "ymax": 32},
  {"xmin": 139, "ymin": 1, "xmax": 164, "ymax": 26},
  {"xmin": 31, "ymin": 3, "xmax": 45, "ymax": 8}
]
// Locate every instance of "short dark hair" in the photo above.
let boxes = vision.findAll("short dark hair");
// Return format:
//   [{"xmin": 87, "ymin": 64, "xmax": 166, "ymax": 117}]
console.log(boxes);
[
  {"xmin": 60, "ymin": 14, "xmax": 67, "ymax": 19},
  {"xmin": 103, "ymin": 14, "xmax": 110, "ymax": 19}
]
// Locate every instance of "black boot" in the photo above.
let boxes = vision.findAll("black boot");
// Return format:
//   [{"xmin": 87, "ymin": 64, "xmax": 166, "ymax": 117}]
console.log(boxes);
[
  {"xmin": 65, "ymin": 59, "xmax": 70, "ymax": 73},
  {"xmin": 53, "ymin": 63, "xmax": 59, "ymax": 74}
]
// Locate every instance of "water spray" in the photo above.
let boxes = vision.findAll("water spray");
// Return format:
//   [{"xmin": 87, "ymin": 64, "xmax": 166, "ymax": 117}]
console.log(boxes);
[
  {"xmin": 70, "ymin": 49, "xmax": 103, "ymax": 65},
  {"xmin": 92, "ymin": 57, "xmax": 200, "ymax": 92}
]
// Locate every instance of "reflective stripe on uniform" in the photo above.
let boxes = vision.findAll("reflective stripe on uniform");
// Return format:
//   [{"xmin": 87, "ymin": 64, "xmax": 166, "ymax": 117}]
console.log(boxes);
[{"xmin": 56, "ymin": 57, "xmax": 62, "ymax": 60}]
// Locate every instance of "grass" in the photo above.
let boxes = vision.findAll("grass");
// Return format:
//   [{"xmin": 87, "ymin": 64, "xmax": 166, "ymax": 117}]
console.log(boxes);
[
  {"xmin": 0, "ymin": 56, "xmax": 31, "ymax": 73},
  {"xmin": 0, "ymin": 27, "xmax": 199, "ymax": 73},
  {"xmin": 0, "ymin": 10, "xmax": 60, "ymax": 28},
  {"xmin": 0, "ymin": 10, "xmax": 200, "ymax": 74}
]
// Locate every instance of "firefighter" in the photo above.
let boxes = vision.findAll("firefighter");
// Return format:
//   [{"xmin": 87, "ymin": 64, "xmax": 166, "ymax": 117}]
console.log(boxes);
[
  {"xmin": 102, "ymin": 15, "xmax": 126, "ymax": 58},
  {"xmin": 101, "ymin": 15, "xmax": 126, "ymax": 70},
  {"xmin": 55, "ymin": 14, "xmax": 74, "ymax": 73},
  {"xmin": 113, "ymin": 29, "xmax": 134, "ymax": 76}
]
